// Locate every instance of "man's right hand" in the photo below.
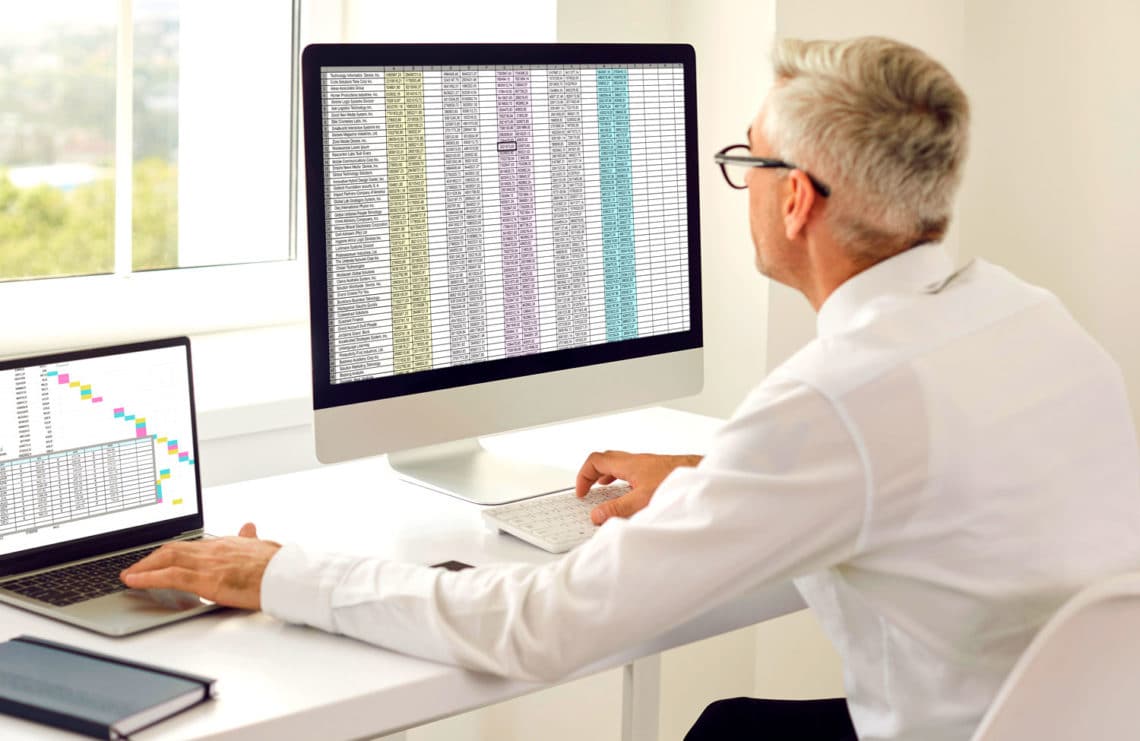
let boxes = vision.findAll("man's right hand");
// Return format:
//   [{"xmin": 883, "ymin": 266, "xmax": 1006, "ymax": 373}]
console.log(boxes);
[{"xmin": 575, "ymin": 451, "xmax": 702, "ymax": 525}]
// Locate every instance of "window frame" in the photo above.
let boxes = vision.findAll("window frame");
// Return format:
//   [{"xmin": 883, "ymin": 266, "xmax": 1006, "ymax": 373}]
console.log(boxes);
[{"xmin": 1, "ymin": 0, "xmax": 305, "ymax": 358}]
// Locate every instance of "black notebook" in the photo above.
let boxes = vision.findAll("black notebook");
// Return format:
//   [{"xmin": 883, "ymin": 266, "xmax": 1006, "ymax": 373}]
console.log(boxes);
[{"xmin": 0, "ymin": 635, "xmax": 216, "ymax": 739}]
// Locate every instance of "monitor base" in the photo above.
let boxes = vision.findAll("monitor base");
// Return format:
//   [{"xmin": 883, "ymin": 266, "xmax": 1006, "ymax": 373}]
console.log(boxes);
[{"xmin": 388, "ymin": 438, "xmax": 573, "ymax": 505}]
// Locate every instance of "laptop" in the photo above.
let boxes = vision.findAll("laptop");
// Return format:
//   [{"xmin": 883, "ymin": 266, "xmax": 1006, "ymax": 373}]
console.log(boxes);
[{"xmin": 0, "ymin": 337, "xmax": 220, "ymax": 636}]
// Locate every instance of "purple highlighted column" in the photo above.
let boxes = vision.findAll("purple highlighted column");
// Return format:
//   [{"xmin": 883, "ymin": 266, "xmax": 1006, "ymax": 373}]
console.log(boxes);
[{"xmin": 495, "ymin": 69, "xmax": 540, "ymax": 356}]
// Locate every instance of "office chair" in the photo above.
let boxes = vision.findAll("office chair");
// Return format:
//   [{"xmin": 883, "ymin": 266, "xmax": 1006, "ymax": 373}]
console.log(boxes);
[{"xmin": 969, "ymin": 571, "xmax": 1140, "ymax": 740}]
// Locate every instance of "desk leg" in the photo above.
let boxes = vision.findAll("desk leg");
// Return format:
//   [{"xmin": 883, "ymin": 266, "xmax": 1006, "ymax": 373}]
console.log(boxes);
[{"xmin": 621, "ymin": 655, "xmax": 661, "ymax": 741}]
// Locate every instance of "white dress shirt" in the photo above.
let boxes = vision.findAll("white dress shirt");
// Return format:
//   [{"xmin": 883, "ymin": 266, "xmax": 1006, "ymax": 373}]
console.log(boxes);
[{"xmin": 263, "ymin": 244, "xmax": 1140, "ymax": 741}]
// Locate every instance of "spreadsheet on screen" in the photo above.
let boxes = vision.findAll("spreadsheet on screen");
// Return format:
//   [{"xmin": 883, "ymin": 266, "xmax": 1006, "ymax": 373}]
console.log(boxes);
[{"xmin": 319, "ymin": 63, "xmax": 691, "ymax": 384}]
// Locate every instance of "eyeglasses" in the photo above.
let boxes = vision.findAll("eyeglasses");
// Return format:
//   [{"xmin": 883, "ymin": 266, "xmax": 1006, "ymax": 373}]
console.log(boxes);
[{"xmin": 713, "ymin": 144, "xmax": 831, "ymax": 197}]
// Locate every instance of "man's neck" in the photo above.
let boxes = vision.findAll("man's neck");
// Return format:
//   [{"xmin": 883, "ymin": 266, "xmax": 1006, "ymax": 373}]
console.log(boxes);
[{"xmin": 800, "ymin": 239, "xmax": 883, "ymax": 311}]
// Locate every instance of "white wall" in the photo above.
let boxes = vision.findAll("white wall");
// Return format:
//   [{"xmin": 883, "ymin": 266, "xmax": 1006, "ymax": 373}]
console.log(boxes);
[
  {"xmin": 664, "ymin": 0, "xmax": 775, "ymax": 420},
  {"xmin": 959, "ymin": 0, "xmax": 1140, "ymax": 428},
  {"xmin": 343, "ymin": 0, "xmax": 556, "ymax": 42}
]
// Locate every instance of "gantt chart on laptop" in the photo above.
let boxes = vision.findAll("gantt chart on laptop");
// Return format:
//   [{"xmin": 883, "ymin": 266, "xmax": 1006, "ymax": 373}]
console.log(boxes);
[{"xmin": 0, "ymin": 345, "xmax": 198, "ymax": 555}]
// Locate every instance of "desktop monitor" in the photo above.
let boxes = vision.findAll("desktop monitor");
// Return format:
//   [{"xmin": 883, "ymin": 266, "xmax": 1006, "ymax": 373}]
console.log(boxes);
[{"xmin": 301, "ymin": 43, "xmax": 703, "ymax": 504}]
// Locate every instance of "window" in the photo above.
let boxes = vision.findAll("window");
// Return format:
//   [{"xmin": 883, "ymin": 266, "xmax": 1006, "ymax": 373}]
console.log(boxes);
[
  {"xmin": 0, "ymin": 3, "xmax": 118, "ymax": 280},
  {"xmin": 0, "ymin": 0, "xmax": 555, "ymax": 358},
  {"xmin": 1, "ymin": 0, "xmax": 302, "ymax": 356},
  {"xmin": 0, "ymin": 0, "xmax": 297, "ymax": 281}
]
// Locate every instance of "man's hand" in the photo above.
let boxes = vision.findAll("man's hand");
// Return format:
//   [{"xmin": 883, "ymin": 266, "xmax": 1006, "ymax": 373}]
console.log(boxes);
[
  {"xmin": 575, "ymin": 451, "xmax": 702, "ymax": 525},
  {"xmin": 120, "ymin": 523, "xmax": 281, "ymax": 610}
]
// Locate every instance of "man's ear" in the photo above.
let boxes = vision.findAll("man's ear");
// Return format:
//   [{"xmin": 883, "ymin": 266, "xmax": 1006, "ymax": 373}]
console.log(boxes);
[{"xmin": 783, "ymin": 170, "xmax": 816, "ymax": 240}]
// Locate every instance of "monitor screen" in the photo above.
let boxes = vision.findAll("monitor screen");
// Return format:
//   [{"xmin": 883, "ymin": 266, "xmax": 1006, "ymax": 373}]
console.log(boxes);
[
  {"xmin": 304, "ymin": 44, "xmax": 701, "ymax": 411},
  {"xmin": 0, "ymin": 340, "xmax": 202, "ymax": 557}
]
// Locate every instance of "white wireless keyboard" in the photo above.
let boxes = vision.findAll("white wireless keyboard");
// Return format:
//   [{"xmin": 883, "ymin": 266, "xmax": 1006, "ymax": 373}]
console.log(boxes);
[{"xmin": 483, "ymin": 483, "xmax": 631, "ymax": 553}]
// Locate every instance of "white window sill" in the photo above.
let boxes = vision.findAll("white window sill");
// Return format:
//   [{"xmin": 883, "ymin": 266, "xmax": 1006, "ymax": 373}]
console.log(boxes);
[{"xmin": 189, "ymin": 322, "xmax": 313, "ymax": 441}]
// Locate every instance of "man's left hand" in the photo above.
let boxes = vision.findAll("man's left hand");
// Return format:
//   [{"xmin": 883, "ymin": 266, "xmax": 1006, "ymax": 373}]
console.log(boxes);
[{"xmin": 120, "ymin": 523, "xmax": 281, "ymax": 610}]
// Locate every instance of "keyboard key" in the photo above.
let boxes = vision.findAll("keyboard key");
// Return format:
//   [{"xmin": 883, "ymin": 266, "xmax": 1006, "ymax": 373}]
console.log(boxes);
[{"xmin": 484, "ymin": 483, "xmax": 631, "ymax": 553}]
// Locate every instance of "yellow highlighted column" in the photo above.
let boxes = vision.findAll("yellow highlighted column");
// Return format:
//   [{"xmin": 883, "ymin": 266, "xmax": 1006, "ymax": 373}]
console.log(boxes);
[{"xmin": 386, "ymin": 71, "xmax": 432, "ymax": 373}]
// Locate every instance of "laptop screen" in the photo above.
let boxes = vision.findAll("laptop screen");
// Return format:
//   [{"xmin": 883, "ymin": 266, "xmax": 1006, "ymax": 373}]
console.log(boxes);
[{"xmin": 0, "ymin": 339, "xmax": 202, "ymax": 558}]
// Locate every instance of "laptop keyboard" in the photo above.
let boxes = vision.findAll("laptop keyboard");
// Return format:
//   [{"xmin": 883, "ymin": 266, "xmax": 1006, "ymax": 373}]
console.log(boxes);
[{"xmin": 2, "ymin": 547, "xmax": 161, "ymax": 607}]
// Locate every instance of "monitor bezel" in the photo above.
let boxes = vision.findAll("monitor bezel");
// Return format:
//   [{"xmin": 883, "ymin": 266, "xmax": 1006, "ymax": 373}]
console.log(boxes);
[
  {"xmin": 302, "ymin": 43, "xmax": 703, "ymax": 411},
  {"xmin": 0, "ymin": 337, "xmax": 205, "ymax": 577}
]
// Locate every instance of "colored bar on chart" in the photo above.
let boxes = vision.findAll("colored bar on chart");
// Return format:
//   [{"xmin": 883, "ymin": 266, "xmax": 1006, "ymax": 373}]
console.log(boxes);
[
  {"xmin": 114, "ymin": 408, "xmax": 125, "ymax": 417},
  {"xmin": 58, "ymin": 374, "xmax": 69, "ymax": 384}
]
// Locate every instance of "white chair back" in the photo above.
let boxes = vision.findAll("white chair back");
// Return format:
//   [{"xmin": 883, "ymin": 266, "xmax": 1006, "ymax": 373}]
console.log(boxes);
[{"xmin": 970, "ymin": 571, "xmax": 1140, "ymax": 740}]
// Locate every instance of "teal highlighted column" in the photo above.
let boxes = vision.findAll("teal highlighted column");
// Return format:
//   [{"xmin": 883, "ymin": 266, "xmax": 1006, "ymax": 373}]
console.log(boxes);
[{"xmin": 596, "ymin": 68, "xmax": 637, "ymax": 341}]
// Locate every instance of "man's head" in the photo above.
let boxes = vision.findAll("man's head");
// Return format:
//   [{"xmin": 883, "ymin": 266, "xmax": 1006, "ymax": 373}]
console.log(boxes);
[{"xmin": 744, "ymin": 36, "xmax": 969, "ymax": 306}]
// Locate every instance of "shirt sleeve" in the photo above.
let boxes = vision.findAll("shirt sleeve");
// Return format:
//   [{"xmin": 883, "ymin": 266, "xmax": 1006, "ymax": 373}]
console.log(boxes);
[{"xmin": 261, "ymin": 376, "xmax": 869, "ymax": 681}]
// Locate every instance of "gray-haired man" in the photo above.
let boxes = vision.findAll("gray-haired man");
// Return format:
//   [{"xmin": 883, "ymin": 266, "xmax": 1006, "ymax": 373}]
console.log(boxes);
[{"xmin": 126, "ymin": 37, "xmax": 1140, "ymax": 740}]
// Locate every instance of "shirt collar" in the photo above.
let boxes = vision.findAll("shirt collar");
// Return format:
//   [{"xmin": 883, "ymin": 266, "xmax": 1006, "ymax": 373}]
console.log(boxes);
[{"xmin": 816, "ymin": 243, "xmax": 955, "ymax": 339}]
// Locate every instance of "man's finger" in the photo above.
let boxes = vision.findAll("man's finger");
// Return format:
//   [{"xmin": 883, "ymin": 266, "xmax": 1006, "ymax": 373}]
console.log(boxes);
[
  {"xmin": 591, "ymin": 489, "xmax": 650, "ymax": 525},
  {"xmin": 575, "ymin": 451, "xmax": 628, "ymax": 497},
  {"xmin": 575, "ymin": 452, "xmax": 605, "ymax": 496},
  {"xmin": 122, "ymin": 566, "xmax": 209, "ymax": 596},
  {"xmin": 238, "ymin": 522, "xmax": 258, "ymax": 538},
  {"xmin": 121, "ymin": 544, "xmax": 179, "ymax": 575},
  {"xmin": 122, "ymin": 543, "xmax": 205, "ymax": 576}
]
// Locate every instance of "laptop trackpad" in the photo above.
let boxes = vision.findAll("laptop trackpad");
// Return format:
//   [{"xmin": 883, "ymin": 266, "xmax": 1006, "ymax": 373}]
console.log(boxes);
[
  {"xmin": 136, "ymin": 588, "xmax": 207, "ymax": 610},
  {"xmin": 64, "ymin": 588, "xmax": 217, "ymax": 624}
]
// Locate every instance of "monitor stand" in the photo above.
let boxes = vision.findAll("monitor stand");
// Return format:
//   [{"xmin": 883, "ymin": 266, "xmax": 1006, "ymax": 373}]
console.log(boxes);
[{"xmin": 388, "ymin": 438, "xmax": 573, "ymax": 505}]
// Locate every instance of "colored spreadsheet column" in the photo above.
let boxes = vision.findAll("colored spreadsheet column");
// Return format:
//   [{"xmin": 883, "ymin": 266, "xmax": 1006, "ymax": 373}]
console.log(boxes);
[
  {"xmin": 548, "ymin": 68, "xmax": 590, "ymax": 349},
  {"xmin": 596, "ymin": 68, "xmax": 637, "ymax": 341},
  {"xmin": 442, "ymin": 70, "xmax": 488, "ymax": 366},
  {"xmin": 386, "ymin": 71, "xmax": 433, "ymax": 374},
  {"xmin": 496, "ymin": 69, "xmax": 540, "ymax": 357}
]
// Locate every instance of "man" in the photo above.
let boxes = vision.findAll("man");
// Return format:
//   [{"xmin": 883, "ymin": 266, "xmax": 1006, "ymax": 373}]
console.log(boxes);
[{"xmin": 123, "ymin": 36, "xmax": 1140, "ymax": 740}]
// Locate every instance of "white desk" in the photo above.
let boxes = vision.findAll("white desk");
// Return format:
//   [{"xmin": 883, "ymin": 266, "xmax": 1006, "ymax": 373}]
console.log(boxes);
[{"xmin": 0, "ymin": 408, "xmax": 805, "ymax": 740}]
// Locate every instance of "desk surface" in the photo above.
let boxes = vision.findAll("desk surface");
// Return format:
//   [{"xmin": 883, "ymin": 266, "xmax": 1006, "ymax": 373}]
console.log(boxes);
[{"xmin": 0, "ymin": 407, "xmax": 804, "ymax": 740}]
